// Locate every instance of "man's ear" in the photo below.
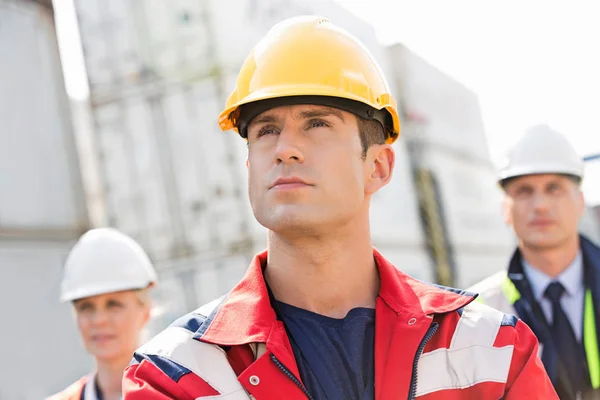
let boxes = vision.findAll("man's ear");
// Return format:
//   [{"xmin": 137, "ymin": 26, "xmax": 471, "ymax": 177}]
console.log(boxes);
[{"xmin": 364, "ymin": 144, "xmax": 395, "ymax": 195}]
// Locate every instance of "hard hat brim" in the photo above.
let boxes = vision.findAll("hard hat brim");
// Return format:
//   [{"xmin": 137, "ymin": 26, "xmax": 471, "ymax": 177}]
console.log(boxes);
[
  {"xmin": 236, "ymin": 95, "xmax": 394, "ymax": 140},
  {"xmin": 218, "ymin": 85, "xmax": 400, "ymax": 143},
  {"xmin": 498, "ymin": 164, "xmax": 584, "ymax": 183},
  {"xmin": 60, "ymin": 280, "xmax": 155, "ymax": 303}
]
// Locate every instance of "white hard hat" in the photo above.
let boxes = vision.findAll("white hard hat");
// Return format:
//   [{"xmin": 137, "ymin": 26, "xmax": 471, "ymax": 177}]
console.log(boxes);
[
  {"xmin": 498, "ymin": 124, "xmax": 584, "ymax": 184},
  {"xmin": 60, "ymin": 228, "xmax": 158, "ymax": 302}
]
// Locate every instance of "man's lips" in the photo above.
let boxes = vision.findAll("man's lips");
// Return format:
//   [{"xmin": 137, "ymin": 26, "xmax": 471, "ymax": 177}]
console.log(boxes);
[
  {"xmin": 529, "ymin": 219, "xmax": 555, "ymax": 227},
  {"xmin": 270, "ymin": 177, "xmax": 312, "ymax": 189}
]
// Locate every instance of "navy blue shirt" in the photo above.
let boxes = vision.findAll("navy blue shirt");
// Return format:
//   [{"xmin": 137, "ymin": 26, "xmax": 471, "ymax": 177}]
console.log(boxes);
[{"xmin": 275, "ymin": 301, "xmax": 376, "ymax": 400}]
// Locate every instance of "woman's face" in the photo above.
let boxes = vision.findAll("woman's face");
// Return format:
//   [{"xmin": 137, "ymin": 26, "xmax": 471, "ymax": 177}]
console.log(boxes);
[{"xmin": 73, "ymin": 290, "xmax": 150, "ymax": 362}]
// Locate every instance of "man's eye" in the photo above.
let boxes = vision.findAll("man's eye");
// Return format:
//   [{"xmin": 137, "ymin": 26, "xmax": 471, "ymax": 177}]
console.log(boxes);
[
  {"xmin": 257, "ymin": 126, "xmax": 278, "ymax": 137},
  {"xmin": 515, "ymin": 187, "xmax": 532, "ymax": 197},
  {"xmin": 308, "ymin": 119, "xmax": 330, "ymax": 129},
  {"xmin": 547, "ymin": 183, "xmax": 562, "ymax": 194},
  {"xmin": 107, "ymin": 300, "xmax": 124, "ymax": 309}
]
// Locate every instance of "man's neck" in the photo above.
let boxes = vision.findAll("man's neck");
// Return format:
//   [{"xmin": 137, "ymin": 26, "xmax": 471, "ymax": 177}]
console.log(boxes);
[
  {"xmin": 95, "ymin": 353, "xmax": 132, "ymax": 400},
  {"xmin": 520, "ymin": 235, "xmax": 581, "ymax": 278},
  {"xmin": 264, "ymin": 220, "xmax": 379, "ymax": 319}
]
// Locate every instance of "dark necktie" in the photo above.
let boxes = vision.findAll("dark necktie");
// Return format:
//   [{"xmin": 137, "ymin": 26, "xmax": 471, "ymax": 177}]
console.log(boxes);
[{"xmin": 544, "ymin": 281, "xmax": 587, "ymax": 396}]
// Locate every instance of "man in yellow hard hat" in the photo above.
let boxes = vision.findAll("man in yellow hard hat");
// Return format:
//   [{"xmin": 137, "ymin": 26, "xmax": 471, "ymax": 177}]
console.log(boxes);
[
  {"xmin": 123, "ymin": 16, "xmax": 556, "ymax": 399},
  {"xmin": 469, "ymin": 125, "xmax": 600, "ymax": 400}
]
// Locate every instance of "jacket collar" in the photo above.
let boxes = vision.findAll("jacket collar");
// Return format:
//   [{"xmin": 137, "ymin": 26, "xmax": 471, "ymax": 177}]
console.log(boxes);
[{"xmin": 198, "ymin": 248, "xmax": 476, "ymax": 346}]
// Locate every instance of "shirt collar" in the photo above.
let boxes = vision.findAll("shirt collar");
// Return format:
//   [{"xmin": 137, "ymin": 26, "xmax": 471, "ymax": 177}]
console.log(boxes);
[{"xmin": 522, "ymin": 250, "xmax": 584, "ymax": 301}]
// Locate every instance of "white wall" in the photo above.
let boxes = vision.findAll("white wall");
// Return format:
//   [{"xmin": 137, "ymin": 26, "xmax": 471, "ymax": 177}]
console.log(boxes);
[{"xmin": 0, "ymin": 1, "xmax": 91, "ymax": 398}]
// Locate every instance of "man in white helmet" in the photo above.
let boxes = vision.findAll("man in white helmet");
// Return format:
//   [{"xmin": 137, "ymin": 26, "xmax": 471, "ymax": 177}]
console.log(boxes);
[
  {"xmin": 469, "ymin": 124, "xmax": 600, "ymax": 399},
  {"xmin": 48, "ymin": 228, "xmax": 158, "ymax": 400}
]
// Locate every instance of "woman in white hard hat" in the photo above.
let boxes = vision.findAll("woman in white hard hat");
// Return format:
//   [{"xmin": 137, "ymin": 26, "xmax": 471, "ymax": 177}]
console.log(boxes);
[{"xmin": 48, "ymin": 228, "xmax": 158, "ymax": 400}]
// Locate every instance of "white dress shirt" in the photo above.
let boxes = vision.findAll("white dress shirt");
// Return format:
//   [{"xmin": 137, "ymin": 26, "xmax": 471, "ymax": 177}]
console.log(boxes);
[{"xmin": 522, "ymin": 251, "xmax": 585, "ymax": 341}]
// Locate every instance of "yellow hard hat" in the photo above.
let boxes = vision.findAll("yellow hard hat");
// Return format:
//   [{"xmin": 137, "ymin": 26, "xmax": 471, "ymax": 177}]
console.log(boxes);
[{"xmin": 218, "ymin": 16, "xmax": 401, "ymax": 143}]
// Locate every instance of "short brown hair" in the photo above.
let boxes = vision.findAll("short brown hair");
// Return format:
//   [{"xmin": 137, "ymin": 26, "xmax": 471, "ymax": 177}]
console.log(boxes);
[{"xmin": 357, "ymin": 116, "xmax": 386, "ymax": 158}]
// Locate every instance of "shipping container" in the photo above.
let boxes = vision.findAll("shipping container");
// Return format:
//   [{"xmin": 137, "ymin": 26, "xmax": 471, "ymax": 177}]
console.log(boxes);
[
  {"xmin": 0, "ymin": 0, "xmax": 91, "ymax": 398},
  {"xmin": 388, "ymin": 43, "xmax": 515, "ymax": 288}
]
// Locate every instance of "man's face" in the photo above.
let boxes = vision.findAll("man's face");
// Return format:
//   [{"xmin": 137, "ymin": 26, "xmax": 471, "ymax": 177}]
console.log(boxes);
[
  {"xmin": 503, "ymin": 174, "xmax": 584, "ymax": 250},
  {"xmin": 246, "ymin": 104, "xmax": 393, "ymax": 236}
]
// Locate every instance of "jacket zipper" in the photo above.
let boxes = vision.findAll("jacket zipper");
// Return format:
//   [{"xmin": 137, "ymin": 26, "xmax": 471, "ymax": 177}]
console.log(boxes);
[
  {"xmin": 270, "ymin": 353, "xmax": 315, "ymax": 400},
  {"xmin": 408, "ymin": 322, "xmax": 439, "ymax": 400}
]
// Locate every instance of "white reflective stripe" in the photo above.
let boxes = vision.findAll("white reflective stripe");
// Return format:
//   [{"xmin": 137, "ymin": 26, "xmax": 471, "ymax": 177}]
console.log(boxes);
[
  {"xmin": 416, "ymin": 345, "xmax": 515, "ymax": 396},
  {"xmin": 483, "ymin": 289, "xmax": 518, "ymax": 316},
  {"xmin": 416, "ymin": 301, "xmax": 514, "ymax": 396},
  {"xmin": 451, "ymin": 301, "xmax": 503, "ymax": 349},
  {"xmin": 137, "ymin": 326, "xmax": 249, "ymax": 397}
]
